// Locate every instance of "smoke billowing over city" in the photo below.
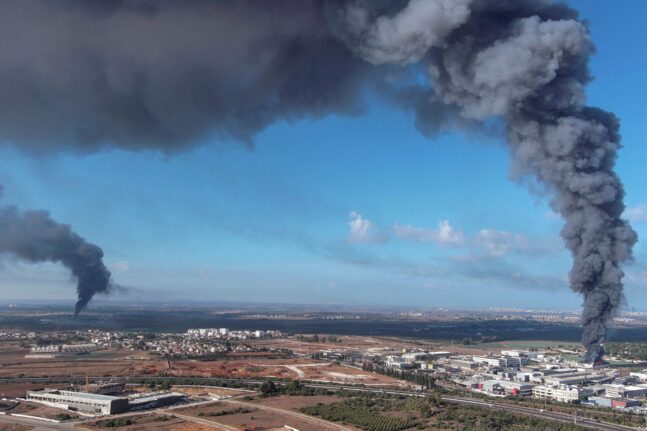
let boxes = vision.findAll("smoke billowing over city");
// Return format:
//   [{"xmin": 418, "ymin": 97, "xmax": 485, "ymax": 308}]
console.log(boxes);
[{"xmin": 0, "ymin": 0, "xmax": 637, "ymax": 359}]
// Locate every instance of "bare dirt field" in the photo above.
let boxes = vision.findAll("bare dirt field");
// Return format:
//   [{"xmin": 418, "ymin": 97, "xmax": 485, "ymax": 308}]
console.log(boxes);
[
  {"xmin": 296, "ymin": 363, "xmax": 403, "ymax": 386},
  {"xmin": 0, "ymin": 421, "xmax": 32, "ymax": 431},
  {"xmin": 8, "ymin": 401, "xmax": 72, "ymax": 421},
  {"xmin": 169, "ymin": 386, "xmax": 252, "ymax": 398},
  {"xmin": 253, "ymin": 394, "xmax": 343, "ymax": 411},
  {"xmin": 168, "ymin": 356, "xmax": 405, "ymax": 386},
  {"xmin": 255, "ymin": 335, "xmax": 436, "ymax": 356},
  {"xmin": 0, "ymin": 343, "xmax": 30, "ymax": 363},
  {"xmin": 0, "ymin": 359, "xmax": 163, "ymax": 378},
  {"xmin": 0, "ymin": 383, "xmax": 47, "ymax": 398},
  {"xmin": 83, "ymin": 413, "xmax": 214, "ymax": 431},
  {"xmin": 175, "ymin": 399, "xmax": 355, "ymax": 431}
]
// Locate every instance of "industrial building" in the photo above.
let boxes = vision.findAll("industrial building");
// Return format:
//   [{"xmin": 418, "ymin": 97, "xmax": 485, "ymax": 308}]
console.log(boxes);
[
  {"xmin": 449, "ymin": 359, "xmax": 478, "ymax": 370},
  {"xmin": 26, "ymin": 387, "xmax": 184, "ymax": 415},
  {"xmin": 473, "ymin": 356, "xmax": 525, "ymax": 368},
  {"xmin": 26, "ymin": 390, "xmax": 128, "ymax": 415},
  {"xmin": 73, "ymin": 381, "xmax": 126, "ymax": 395},
  {"xmin": 603, "ymin": 384, "xmax": 647, "ymax": 399},
  {"xmin": 480, "ymin": 380, "xmax": 534, "ymax": 396},
  {"xmin": 629, "ymin": 371, "xmax": 647, "ymax": 383},
  {"xmin": 532, "ymin": 385, "xmax": 593, "ymax": 403},
  {"xmin": 127, "ymin": 392, "xmax": 185, "ymax": 410},
  {"xmin": 588, "ymin": 396, "xmax": 643, "ymax": 409}
]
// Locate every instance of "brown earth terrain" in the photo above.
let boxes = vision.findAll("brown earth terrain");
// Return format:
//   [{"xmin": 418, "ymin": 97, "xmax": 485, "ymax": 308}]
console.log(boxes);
[
  {"xmin": 8, "ymin": 401, "xmax": 73, "ymax": 421},
  {"xmin": 83, "ymin": 413, "xmax": 215, "ymax": 431},
  {"xmin": 175, "ymin": 398, "xmax": 358, "ymax": 431}
]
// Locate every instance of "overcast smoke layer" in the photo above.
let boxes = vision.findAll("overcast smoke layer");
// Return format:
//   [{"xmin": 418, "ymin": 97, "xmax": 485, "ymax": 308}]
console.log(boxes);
[
  {"xmin": 0, "ymin": 205, "xmax": 112, "ymax": 315},
  {"xmin": 0, "ymin": 0, "xmax": 636, "ymax": 358}
]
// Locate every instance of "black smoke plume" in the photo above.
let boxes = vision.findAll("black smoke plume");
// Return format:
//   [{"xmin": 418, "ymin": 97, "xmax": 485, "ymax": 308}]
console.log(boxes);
[
  {"xmin": 0, "ymin": 0, "xmax": 636, "ymax": 357},
  {"xmin": 0, "ymin": 204, "xmax": 112, "ymax": 315}
]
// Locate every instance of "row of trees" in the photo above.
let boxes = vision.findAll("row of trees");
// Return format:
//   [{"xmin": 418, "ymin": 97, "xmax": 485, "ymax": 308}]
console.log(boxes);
[
  {"xmin": 362, "ymin": 362, "xmax": 435, "ymax": 389},
  {"xmin": 295, "ymin": 334, "xmax": 339, "ymax": 343}
]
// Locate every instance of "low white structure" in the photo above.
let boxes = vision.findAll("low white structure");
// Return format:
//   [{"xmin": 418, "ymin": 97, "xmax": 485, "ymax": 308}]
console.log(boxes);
[
  {"xmin": 630, "ymin": 370, "xmax": 647, "ymax": 383},
  {"xmin": 532, "ymin": 385, "xmax": 593, "ymax": 403},
  {"xmin": 26, "ymin": 389, "xmax": 128, "ymax": 415},
  {"xmin": 603, "ymin": 384, "xmax": 647, "ymax": 399}
]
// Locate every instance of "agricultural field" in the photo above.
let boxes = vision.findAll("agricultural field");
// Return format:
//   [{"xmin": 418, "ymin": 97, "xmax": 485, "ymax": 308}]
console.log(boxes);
[{"xmin": 301, "ymin": 393, "xmax": 591, "ymax": 431}]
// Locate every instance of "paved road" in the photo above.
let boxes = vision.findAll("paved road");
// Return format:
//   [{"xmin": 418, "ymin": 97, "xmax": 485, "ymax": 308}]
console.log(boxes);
[
  {"xmin": 222, "ymin": 399, "xmax": 355, "ymax": 431},
  {"xmin": 0, "ymin": 414, "xmax": 78, "ymax": 430}
]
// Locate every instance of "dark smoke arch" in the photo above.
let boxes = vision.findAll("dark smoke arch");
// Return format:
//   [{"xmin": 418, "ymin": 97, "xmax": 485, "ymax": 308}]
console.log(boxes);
[{"xmin": 0, "ymin": 0, "xmax": 636, "ymax": 359}]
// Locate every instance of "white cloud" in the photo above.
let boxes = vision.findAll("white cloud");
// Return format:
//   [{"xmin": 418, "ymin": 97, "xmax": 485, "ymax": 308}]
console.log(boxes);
[
  {"xmin": 475, "ymin": 229, "xmax": 530, "ymax": 257},
  {"xmin": 347, "ymin": 211, "xmax": 388, "ymax": 244},
  {"xmin": 625, "ymin": 204, "xmax": 647, "ymax": 223},
  {"xmin": 394, "ymin": 219, "xmax": 464, "ymax": 247},
  {"xmin": 111, "ymin": 261, "xmax": 130, "ymax": 272}
]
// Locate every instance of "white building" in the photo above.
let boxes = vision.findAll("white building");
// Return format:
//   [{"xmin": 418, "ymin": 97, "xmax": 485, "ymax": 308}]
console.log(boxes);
[
  {"xmin": 533, "ymin": 385, "xmax": 593, "ymax": 403},
  {"xmin": 630, "ymin": 371, "xmax": 647, "ymax": 383},
  {"xmin": 26, "ymin": 390, "xmax": 128, "ymax": 415},
  {"xmin": 482, "ymin": 380, "xmax": 534, "ymax": 396},
  {"xmin": 604, "ymin": 384, "xmax": 647, "ymax": 399},
  {"xmin": 473, "ymin": 356, "xmax": 501, "ymax": 367}
]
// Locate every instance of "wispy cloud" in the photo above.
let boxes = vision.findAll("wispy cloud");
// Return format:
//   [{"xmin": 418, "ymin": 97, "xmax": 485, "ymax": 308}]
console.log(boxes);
[
  {"xmin": 111, "ymin": 261, "xmax": 130, "ymax": 272},
  {"xmin": 394, "ymin": 219, "xmax": 464, "ymax": 247},
  {"xmin": 625, "ymin": 204, "xmax": 647, "ymax": 223},
  {"xmin": 475, "ymin": 229, "xmax": 531, "ymax": 257},
  {"xmin": 347, "ymin": 211, "xmax": 389, "ymax": 244}
]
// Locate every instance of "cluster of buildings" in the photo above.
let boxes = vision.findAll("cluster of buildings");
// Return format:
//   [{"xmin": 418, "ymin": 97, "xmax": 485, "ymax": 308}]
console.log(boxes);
[
  {"xmin": 121, "ymin": 328, "xmax": 286, "ymax": 357},
  {"xmin": 186, "ymin": 328, "xmax": 283, "ymax": 340},
  {"xmin": 373, "ymin": 347, "xmax": 647, "ymax": 413},
  {"xmin": 17, "ymin": 328, "xmax": 288, "ymax": 359},
  {"xmin": 138, "ymin": 336, "xmax": 271, "ymax": 357}
]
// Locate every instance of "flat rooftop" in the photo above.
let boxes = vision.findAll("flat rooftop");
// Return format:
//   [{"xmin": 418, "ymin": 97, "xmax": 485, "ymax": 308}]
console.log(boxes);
[{"xmin": 28, "ymin": 389, "xmax": 122, "ymax": 401}]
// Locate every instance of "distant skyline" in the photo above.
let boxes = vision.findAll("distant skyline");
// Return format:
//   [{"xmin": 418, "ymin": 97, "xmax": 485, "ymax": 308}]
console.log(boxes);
[{"xmin": 0, "ymin": 1, "xmax": 646, "ymax": 311}]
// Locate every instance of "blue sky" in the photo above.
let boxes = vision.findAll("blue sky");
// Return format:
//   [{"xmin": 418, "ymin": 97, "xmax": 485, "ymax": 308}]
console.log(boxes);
[{"xmin": 0, "ymin": 0, "xmax": 646, "ymax": 310}]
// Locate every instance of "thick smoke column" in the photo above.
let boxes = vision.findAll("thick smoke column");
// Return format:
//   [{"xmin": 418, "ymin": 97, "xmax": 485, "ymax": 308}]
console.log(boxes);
[
  {"xmin": 0, "ymin": 204, "xmax": 112, "ymax": 315},
  {"xmin": 0, "ymin": 0, "xmax": 636, "ymax": 358},
  {"xmin": 340, "ymin": 0, "xmax": 637, "ymax": 361}
]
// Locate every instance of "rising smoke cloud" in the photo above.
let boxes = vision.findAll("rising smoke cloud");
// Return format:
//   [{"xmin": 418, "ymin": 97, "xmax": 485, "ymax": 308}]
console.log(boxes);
[
  {"xmin": 0, "ymin": 0, "xmax": 636, "ymax": 358},
  {"xmin": 0, "ymin": 203, "xmax": 112, "ymax": 315}
]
